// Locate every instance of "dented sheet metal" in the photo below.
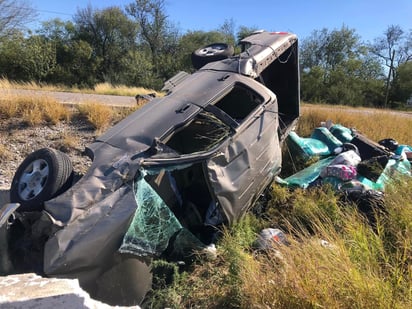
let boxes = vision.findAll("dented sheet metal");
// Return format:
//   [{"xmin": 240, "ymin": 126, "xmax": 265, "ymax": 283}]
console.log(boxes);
[
  {"xmin": 1, "ymin": 30, "xmax": 301, "ymax": 306},
  {"xmin": 207, "ymin": 100, "xmax": 281, "ymax": 223},
  {"xmin": 203, "ymin": 31, "xmax": 298, "ymax": 79}
]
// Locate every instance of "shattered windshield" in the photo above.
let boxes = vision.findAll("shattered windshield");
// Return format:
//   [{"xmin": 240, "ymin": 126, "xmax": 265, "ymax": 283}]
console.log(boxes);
[{"xmin": 119, "ymin": 170, "xmax": 205, "ymax": 258}]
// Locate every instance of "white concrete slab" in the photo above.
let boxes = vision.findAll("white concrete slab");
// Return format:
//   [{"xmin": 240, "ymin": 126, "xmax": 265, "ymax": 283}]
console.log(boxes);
[{"xmin": 0, "ymin": 273, "xmax": 140, "ymax": 309}]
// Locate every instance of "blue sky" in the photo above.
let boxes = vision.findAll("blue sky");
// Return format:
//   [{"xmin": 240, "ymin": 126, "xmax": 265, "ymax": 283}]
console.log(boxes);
[{"xmin": 29, "ymin": 0, "xmax": 412, "ymax": 42}]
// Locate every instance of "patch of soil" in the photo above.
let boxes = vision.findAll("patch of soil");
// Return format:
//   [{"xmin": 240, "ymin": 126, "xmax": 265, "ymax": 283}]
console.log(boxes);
[{"xmin": 0, "ymin": 117, "xmax": 97, "ymax": 190}]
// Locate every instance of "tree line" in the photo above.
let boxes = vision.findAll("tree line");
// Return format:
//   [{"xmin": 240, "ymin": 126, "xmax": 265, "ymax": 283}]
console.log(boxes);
[{"xmin": 1, "ymin": 0, "xmax": 411, "ymax": 108}]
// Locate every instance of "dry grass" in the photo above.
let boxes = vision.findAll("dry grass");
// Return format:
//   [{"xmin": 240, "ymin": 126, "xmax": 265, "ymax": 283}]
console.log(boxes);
[
  {"xmin": 299, "ymin": 103, "xmax": 412, "ymax": 145},
  {"xmin": 76, "ymin": 101, "xmax": 114, "ymax": 132},
  {"xmin": 0, "ymin": 78, "xmax": 67, "ymax": 92},
  {"xmin": 0, "ymin": 88, "xmax": 144, "ymax": 133},
  {"xmin": 112, "ymin": 105, "xmax": 140, "ymax": 122},
  {"xmin": 0, "ymin": 144, "xmax": 12, "ymax": 163},
  {"xmin": 156, "ymin": 179, "xmax": 412, "ymax": 308},
  {"xmin": 0, "ymin": 94, "xmax": 70, "ymax": 125},
  {"xmin": 0, "ymin": 78, "xmax": 162, "ymax": 97},
  {"xmin": 93, "ymin": 82, "xmax": 162, "ymax": 97},
  {"xmin": 52, "ymin": 133, "xmax": 81, "ymax": 153}
]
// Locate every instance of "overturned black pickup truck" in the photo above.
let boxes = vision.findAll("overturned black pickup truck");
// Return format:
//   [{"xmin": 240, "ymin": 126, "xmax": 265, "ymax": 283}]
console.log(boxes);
[{"xmin": 0, "ymin": 31, "xmax": 300, "ymax": 305}]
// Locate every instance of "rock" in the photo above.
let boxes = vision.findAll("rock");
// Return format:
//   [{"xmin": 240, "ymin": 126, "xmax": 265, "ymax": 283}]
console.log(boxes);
[{"xmin": 0, "ymin": 273, "xmax": 140, "ymax": 309}]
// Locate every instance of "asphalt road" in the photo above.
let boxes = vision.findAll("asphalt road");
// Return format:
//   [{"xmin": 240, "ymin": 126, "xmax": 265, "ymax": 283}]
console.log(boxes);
[{"xmin": 1, "ymin": 88, "xmax": 137, "ymax": 107}]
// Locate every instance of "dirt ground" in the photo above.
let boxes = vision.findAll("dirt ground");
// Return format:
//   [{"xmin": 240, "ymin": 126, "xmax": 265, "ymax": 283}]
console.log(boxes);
[
  {"xmin": 0, "ymin": 117, "xmax": 96, "ymax": 192},
  {"xmin": 0, "ymin": 89, "xmax": 138, "ymax": 205}
]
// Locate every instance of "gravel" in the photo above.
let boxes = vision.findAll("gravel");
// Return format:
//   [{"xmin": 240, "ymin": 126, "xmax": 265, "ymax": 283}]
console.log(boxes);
[{"xmin": 0, "ymin": 117, "xmax": 96, "ymax": 190}]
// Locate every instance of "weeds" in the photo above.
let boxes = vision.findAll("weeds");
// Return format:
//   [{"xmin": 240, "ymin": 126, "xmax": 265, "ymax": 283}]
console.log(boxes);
[
  {"xmin": 76, "ymin": 102, "xmax": 113, "ymax": 132},
  {"xmin": 52, "ymin": 133, "xmax": 80, "ymax": 153},
  {"xmin": 300, "ymin": 104, "xmax": 412, "ymax": 145},
  {"xmin": 0, "ymin": 78, "xmax": 161, "ymax": 97},
  {"xmin": 151, "ymin": 178, "xmax": 412, "ymax": 308},
  {"xmin": 0, "ymin": 94, "xmax": 70, "ymax": 125},
  {"xmin": 0, "ymin": 92, "xmax": 140, "ymax": 131},
  {"xmin": 0, "ymin": 144, "xmax": 12, "ymax": 163},
  {"xmin": 93, "ymin": 82, "xmax": 162, "ymax": 97}
]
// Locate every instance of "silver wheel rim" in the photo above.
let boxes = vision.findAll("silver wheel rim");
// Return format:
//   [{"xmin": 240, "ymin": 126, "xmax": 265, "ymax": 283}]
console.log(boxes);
[
  {"xmin": 198, "ymin": 44, "xmax": 225, "ymax": 56},
  {"xmin": 17, "ymin": 158, "xmax": 49, "ymax": 200}
]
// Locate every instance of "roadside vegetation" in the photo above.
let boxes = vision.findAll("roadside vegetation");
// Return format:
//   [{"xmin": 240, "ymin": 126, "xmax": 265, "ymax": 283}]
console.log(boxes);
[
  {"xmin": 1, "ymin": 92, "xmax": 411, "ymax": 308},
  {"xmin": 0, "ymin": 78, "xmax": 162, "ymax": 97},
  {"xmin": 299, "ymin": 103, "xmax": 412, "ymax": 145},
  {"xmin": 154, "ymin": 178, "xmax": 412, "ymax": 308},
  {"xmin": 144, "ymin": 105, "xmax": 412, "ymax": 308},
  {"xmin": 0, "ymin": 92, "xmax": 139, "ymax": 132},
  {"xmin": 1, "ymin": 1, "xmax": 412, "ymax": 109}
]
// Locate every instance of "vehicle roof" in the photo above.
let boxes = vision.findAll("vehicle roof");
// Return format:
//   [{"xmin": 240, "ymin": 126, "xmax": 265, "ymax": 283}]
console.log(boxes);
[
  {"xmin": 91, "ymin": 70, "xmax": 273, "ymax": 154},
  {"xmin": 90, "ymin": 31, "xmax": 297, "ymax": 155}
]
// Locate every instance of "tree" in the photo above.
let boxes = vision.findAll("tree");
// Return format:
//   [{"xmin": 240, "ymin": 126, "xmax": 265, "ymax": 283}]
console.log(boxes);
[
  {"xmin": 0, "ymin": 0, "xmax": 36, "ymax": 37},
  {"xmin": 118, "ymin": 49, "xmax": 154, "ymax": 87},
  {"xmin": 218, "ymin": 18, "xmax": 236, "ymax": 46},
  {"xmin": 0, "ymin": 32, "xmax": 56, "ymax": 82},
  {"xmin": 74, "ymin": 5, "xmax": 139, "ymax": 83},
  {"xmin": 126, "ymin": 0, "xmax": 169, "ymax": 73},
  {"xmin": 35, "ymin": 18, "xmax": 98, "ymax": 87},
  {"xmin": 300, "ymin": 26, "xmax": 363, "ymax": 71},
  {"xmin": 37, "ymin": 18, "xmax": 76, "ymax": 44},
  {"xmin": 300, "ymin": 26, "xmax": 384, "ymax": 106},
  {"xmin": 370, "ymin": 25, "xmax": 412, "ymax": 107},
  {"xmin": 391, "ymin": 61, "xmax": 412, "ymax": 105},
  {"xmin": 25, "ymin": 35, "xmax": 57, "ymax": 82}
]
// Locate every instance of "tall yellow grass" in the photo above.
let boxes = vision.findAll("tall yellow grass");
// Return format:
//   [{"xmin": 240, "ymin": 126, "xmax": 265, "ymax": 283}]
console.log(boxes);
[
  {"xmin": 76, "ymin": 101, "xmax": 114, "ymax": 132},
  {"xmin": 0, "ymin": 78, "xmax": 162, "ymax": 97},
  {"xmin": 0, "ymin": 78, "xmax": 67, "ymax": 92},
  {"xmin": 156, "ymin": 178, "xmax": 412, "ymax": 308},
  {"xmin": 0, "ymin": 94, "xmax": 70, "ymax": 125},
  {"xmin": 93, "ymin": 82, "xmax": 163, "ymax": 97},
  {"xmin": 299, "ymin": 104, "xmax": 412, "ymax": 145}
]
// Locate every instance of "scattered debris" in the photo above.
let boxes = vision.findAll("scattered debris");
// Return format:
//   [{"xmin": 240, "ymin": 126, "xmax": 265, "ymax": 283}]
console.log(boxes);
[
  {"xmin": 135, "ymin": 93, "xmax": 156, "ymax": 105},
  {"xmin": 280, "ymin": 121, "xmax": 411, "ymax": 192},
  {"xmin": 255, "ymin": 228, "xmax": 289, "ymax": 250}
]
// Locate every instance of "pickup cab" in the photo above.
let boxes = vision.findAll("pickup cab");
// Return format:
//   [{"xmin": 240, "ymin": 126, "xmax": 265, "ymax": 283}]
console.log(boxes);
[{"xmin": 0, "ymin": 30, "xmax": 300, "ymax": 306}]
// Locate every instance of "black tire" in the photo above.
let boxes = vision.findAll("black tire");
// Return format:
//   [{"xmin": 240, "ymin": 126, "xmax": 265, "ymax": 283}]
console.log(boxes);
[
  {"xmin": 191, "ymin": 43, "xmax": 234, "ymax": 69},
  {"xmin": 10, "ymin": 148, "xmax": 74, "ymax": 212}
]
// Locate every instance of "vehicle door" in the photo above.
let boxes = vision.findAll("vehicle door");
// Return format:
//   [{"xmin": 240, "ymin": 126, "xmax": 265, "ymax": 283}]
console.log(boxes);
[{"xmin": 205, "ymin": 82, "xmax": 281, "ymax": 223}]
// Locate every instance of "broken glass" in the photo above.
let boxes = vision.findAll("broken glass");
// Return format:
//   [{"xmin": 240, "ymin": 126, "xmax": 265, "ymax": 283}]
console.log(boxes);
[
  {"xmin": 119, "ymin": 170, "xmax": 205, "ymax": 258},
  {"xmin": 119, "ymin": 171, "xmax": 183, "ymax": 257}
]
